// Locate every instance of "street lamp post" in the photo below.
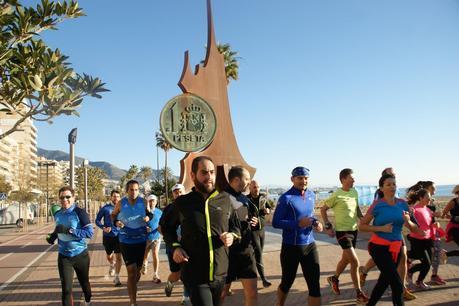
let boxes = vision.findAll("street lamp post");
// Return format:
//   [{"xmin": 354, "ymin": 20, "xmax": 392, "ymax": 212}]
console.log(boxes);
[
  {"xmin": 38, "ymin": 160, "xmax": 56, "ymax": 223},
  {"xmin": 83, "ymin": 159, "xmax": 89, "ymax": 213},
  {"xmin": 46, "ymin": 164, "xmax": 49, "ymax": 222},
  {"xmin": 68, "ymin": 128, "xmax": 77, "ymax": 189},
  {"xmin": 156, "ymin": 141, "xmax": 159, "ymax": 180}
]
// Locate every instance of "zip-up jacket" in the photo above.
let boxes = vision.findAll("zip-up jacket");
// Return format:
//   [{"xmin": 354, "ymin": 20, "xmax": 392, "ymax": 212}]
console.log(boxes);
[
  {"xmin": 55, "ymin": 203, "xmax": 94, "ymax": 257},
  {"xmin": 95, "ymin": 203, "xmax": 119, "ymax": 237},
  {"xmin": 247, "ymin": 194, "xmax": 271, "ymax": 231},
  {"xmin": 224, "ymin": 186, "xmax": 256, "ymax": 254},
  {"xmin": 162, "ymin": 188, "xmax": 240, "ymax": 285},
  {"xmin": 272, "ymin": 187, "xmax": 316, "ymax": 246},
  {"xmin": 159, "ymin": 202, "xmax": 175, "ymax": 230}
]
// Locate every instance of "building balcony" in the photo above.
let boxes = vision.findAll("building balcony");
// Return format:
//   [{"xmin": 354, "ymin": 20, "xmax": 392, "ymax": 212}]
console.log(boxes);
[
  {"xmin": 0, "ymin": 140, "xmax": 11, "ymax": 150},
  {"xmin": 30, "ymin": 123, "xmax": 37, "ymax": 133},
  {"xmin": 0, "ymin": 146, "xmax": 9, "ymax": 155},
  {"xmin": 0, "ymin": 137, "xmax": 14, "ymax": 146},
  {"xmin": 0, "ymin": 159, "xmax": 9, "ymax": 169},
  {"xmin": 0, "ymin": 166, "xmax": 10, "ymax": 176},
  {"xmin": 30, "ymin": 137, "xmax": 37, "ymax": 146}
]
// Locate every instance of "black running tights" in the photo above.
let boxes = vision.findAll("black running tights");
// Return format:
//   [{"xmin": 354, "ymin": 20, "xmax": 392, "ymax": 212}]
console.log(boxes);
[
  {"xmin": 367, "ymin": 243, "xmax": 404, "ymax": 306},
  {"xmin": 58, "ymin": 251, "xmax": 91, "ymax": 306}
]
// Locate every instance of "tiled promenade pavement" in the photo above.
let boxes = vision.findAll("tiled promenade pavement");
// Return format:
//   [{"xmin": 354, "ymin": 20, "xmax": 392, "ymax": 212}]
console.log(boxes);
[{"xmin": 0, "ymin": 223, "xmax": 458, "ymax": 305}]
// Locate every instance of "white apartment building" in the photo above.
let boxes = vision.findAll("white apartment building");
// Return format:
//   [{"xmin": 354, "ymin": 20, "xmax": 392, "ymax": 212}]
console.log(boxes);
[
  {"xmin": 37, "ymin": 157, "xmax": 69, "ymax": 200},
  {"xmin": 0, "ymin": 116, "xmax": 38, "ymax": 191}
]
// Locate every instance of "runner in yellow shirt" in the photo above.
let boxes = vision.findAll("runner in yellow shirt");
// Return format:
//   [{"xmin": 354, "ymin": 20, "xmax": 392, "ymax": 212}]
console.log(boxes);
[{"xmin": 320, "ymin": 168, "xmax": 368, "ymax": 304}]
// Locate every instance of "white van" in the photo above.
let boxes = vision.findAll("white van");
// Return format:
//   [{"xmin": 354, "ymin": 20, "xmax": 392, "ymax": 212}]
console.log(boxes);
[{"xmin": 0, "ymin": 203, "xmax": 34, "ymax": 227}]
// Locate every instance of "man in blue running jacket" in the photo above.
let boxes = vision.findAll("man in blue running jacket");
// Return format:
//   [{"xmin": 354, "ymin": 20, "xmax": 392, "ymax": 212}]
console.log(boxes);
[
  {"xmin": 95, "ymin": 189, "xmax": 122, "ymax": 286},
  {"xmin": 272, "ymin": 167, "xmax": 323, "ymax": 306},
  {"xmin": 54, "ymin": 186, "xmax": 94, "ymax": 306}
]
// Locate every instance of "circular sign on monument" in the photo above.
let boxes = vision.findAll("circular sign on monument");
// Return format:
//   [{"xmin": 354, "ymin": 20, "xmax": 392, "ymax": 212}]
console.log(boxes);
[{"xmin": 160, "ymin": 93, "xmax": 217, "ymax": 152}]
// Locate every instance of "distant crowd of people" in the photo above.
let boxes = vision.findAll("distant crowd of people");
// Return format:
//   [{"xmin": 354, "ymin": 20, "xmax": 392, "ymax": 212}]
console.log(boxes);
[{"xmin": 46, "ymin": 159, "xmax": 459, "ymax": 306}]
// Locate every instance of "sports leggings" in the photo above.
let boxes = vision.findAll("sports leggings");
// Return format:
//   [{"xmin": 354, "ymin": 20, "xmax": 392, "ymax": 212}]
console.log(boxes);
[
  {"xmin": 251, "ymin": 229, "xmax": 267, "ymax": 281},
  {"xmin": 58, "ymin": 250, "xmax": 91, "ymax": 306},
  {"xmin": 278, "ymin": 243, "xmax": 321, "ymax": 297},
  {"xmin": 431, "ymin": 235, "xmax": 441, "ymax": 275},
  {"xmin": 367, "ymin": 242, "xmax": 404, "ymax": 306},
  {"xmin": 447, "ymin": 227, "xmax": 459, "ymax": 257},
  {"xmin": 187, "ymin": 279, "xmax": 225, "ymax": 306},
  {"xmin": 408, "ymin": 238, "xmax": 432, "ymax": 282}
]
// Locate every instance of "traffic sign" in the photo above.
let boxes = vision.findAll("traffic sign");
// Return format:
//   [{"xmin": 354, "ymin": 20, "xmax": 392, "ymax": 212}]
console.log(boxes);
[{"xmin": 0, "ymin": 193, "xmax": 7, "ymax": 200}]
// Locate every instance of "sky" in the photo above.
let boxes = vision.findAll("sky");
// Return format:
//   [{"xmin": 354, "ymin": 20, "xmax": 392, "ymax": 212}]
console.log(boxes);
[{"xmin": 30, "ymin": 0, "xmax": 459, "ymax": 187}]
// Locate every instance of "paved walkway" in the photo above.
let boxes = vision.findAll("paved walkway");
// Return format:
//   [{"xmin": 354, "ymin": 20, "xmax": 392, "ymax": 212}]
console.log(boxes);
[{"xmin": 0, "ymin": 223, "xmax": 458, "ymax": 305}]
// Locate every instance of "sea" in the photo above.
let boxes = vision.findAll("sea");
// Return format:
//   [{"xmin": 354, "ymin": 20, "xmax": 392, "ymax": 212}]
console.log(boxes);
[{"xmin": 268, "ymin": 185, "xmax": 456, "ymax": 206}]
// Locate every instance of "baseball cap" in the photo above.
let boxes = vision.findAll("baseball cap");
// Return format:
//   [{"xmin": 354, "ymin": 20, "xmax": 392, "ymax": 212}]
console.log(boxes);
[
  {"xmin": 171, "ymin": 183, "xmax": 185, "ymax": 192},
  {"xmin": 291, "ymin": 166, "xmax": 310, "ymax": 177},
  {"xmin": 147, "ymin": 194, "xmax": 157, "ymax": 201}
]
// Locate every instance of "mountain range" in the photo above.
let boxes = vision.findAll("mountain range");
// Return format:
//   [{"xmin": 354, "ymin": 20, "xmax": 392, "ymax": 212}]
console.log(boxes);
[{"xmin": 37, "ymin": 148, "xmax": 128, "ymax": 180}]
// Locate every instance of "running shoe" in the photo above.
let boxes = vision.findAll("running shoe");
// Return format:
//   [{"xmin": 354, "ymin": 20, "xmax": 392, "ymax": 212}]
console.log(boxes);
[
  {"xmin": 262, "ymin": 280, "xmax": 272, "ymax": 288},
  {"xmin": 108, "ymin": 264, "xmax": 115, "ymax": 277},
  {"xmin": 113, "ymin": 276, "xmax": 122, "ymax": 287},
  {"xmin": 356, "ymin": 291, "xmax": 369, "ymax": 304},
  {"xmin": 180, "ymin": 296, "xmax": 190, "ymax": 305},
  {"xmin": 415, "ymin": 281, "xmax": 431, "ymax": 290},
  {"xmin": 227, "ymin": 288, "xmax": 233, "ymax": 296},
  {"xmin": 165, "ymin": 281, "xmax": 174, "ymax": 297},
  {"xmin": 403, "ymin": 288, "xmax": 416, "ymax": 300},
  {"xmin": 327, "ymin": 275, "xmax": 340, "ymax": 295},
  {"xmin": 430, "ymin": 275, "xmax": 447, "ymax": 285},
  {"xmin": 359, "ymin": 266, "xmax": 368, "ymax": 286},
  {"xmin": 153, "ymin": 276, "xmax": 161, "ymax": 284}
]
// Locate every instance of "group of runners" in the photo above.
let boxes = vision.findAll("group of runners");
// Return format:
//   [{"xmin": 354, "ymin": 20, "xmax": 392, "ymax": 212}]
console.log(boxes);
[
  {"xmin": 318, "ymin": 167, "xmax": 459, "ymax": 306},
  {"xmin": 160, "ymin": 157, "xmax": 272, "ymax": 306},
  {"xmin": 47, "ymin": 159, "xmax": 459, "ymax": 306}
]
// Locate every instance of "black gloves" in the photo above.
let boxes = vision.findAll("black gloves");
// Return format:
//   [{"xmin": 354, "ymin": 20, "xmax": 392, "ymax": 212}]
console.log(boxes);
[
  {"xmin": 55, "ymin": 224, "xmax": 70, "ymax": 234},
  {"xmin": 46, "ymin": 224, "xmax": 71, "ymax": 244},
  {"xmin": 46, "ymin": 232, "xmax": 58, "ymax": 245}
]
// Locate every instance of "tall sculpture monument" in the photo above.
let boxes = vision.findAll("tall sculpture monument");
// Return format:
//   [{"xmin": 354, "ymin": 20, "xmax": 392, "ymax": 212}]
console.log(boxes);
[{"xmin": 177, "ymin": 0, "xmax": 255, "ymax": 191}]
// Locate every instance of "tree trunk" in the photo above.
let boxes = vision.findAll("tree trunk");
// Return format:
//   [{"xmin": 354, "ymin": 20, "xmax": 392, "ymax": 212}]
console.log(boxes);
[
  {"xmin": 164, "ymin": 151, "xmax": 169, "ymax": 205},
  {"xmin": 156, "ymin": 146, "xmax": 160, "ymax": 180}
]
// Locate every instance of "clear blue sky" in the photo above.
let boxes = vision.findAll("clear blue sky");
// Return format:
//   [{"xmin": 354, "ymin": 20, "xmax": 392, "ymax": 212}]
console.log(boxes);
[{"xmin": 33, "ymin": 0, "xmax": 459, "ymax": 187}]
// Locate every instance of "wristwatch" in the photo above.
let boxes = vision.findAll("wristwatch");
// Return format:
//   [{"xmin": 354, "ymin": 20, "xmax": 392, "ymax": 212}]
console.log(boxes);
[{"xmin": 324, "ymin": 222, "xmax": 333, "ymax": 230}]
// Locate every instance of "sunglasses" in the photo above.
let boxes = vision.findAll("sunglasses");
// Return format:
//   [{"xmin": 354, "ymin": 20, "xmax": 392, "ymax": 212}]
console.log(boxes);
[{"xmin": 59, "ymin": 195, "xmax": 72, "ymax": 200}]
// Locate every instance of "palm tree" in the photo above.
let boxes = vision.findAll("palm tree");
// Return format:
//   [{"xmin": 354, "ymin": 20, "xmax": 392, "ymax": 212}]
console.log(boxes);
[
  {"xmin": 138, "ymin": 166, "xmax": 153, "ymax": 194},
  {"xmin": 139, "ymin": 166, "xmax": 153, "ymax": 183},
  {"xmin": 218, "ymin": 43, "xmax": 240, "ymax": 84},
  {"xmin": 119, "ymin": 165, "xmax": 138, "ymax": 190},
  {"xmin": 155, "ymin": 131, "xmax": 172, "ymax": 204},
  {"xmin": 202, "ymin": 42, "xmax": 241, "ymax": 84}
]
